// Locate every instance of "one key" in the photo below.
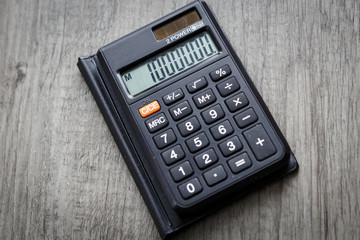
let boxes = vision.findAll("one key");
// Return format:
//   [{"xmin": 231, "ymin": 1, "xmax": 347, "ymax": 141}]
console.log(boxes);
[
  {"xmin": 193, "ymin": 89, "xmax": 216, "ymax": 109},
  {"xmin": 169, "ymin": 101, "xmax": 192, "ymax": 121},
  {"xmin": 203, "ymin": 165, "xmax": 227, "ymax": 186},
  {"xmin": 161, "ymin": 145, "xmax": 185, "ymax": 165},
  {"xmin": 194, "ymin": 148, "xmax": 218, "ymax": 169},
  {"xmin": 227, "ymin": 152, "xmax": 252, "ymax": 174},
  {"xmin": 210, "ymin": 120, "xmax": 234, "ymax": 140},
  {"xmin": 162, "ymin": 89, "xmax": 184, "ymax": 105},
  {"xmin": 153, "ymin": 129, "xmax": 177, "ymax": 149},
  {"xmin": 225, "ymin": 92, "xmax": 249, "ymax": 112},
  {"xmin": 145, "ymin": 113, "xmax": 169, "ymax": 133},
  {"xmin": 243, "ymin": 124, "xmax": 277, "ymax": 161},
  {"xmin": 170, "ymin": 161, "xmax": 194, "ymax": 182},
  {"xmin": 216, "ymin": 77, "xmax": 240, "ymax": 97},
  {"xmin": 234, "ymin": 108, "xmax": 258, "ymax": 128},
  {"xmin": 210, "ymin": 65, "xmax": 231, "ymax": 82},
  {"xmin": 186, "ymin": 132, "xmax": 209, "ymax": 153},
  {"xmin": 177, "ymin": 117, "xmax": 201, "ymax": 137},
  {"xmin": 219, "ymin": 136, "xmax": 243, "ymax": 157},
  {"xmin": 186, "ymin": 77, "xmax": 207, "ymax": 93},
  {"xmin": 201, "ymin": 104, "xmax": 225, "ymax": 124},
  {"xmin": 178, "ymin": 178, "xmax": 203, "ymax": 199}
]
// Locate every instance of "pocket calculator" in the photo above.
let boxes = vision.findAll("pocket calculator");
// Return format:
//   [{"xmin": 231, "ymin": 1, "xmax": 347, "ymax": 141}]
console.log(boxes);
[{"xmin": 78, "ymin": 1, "xmax": 298, "ymax": 238}]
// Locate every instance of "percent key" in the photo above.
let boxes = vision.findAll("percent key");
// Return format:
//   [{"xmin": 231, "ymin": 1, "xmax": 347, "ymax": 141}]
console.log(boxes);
[{"xmin": 210, "ymin": 65, "xmax": 231, "ymax": 82}]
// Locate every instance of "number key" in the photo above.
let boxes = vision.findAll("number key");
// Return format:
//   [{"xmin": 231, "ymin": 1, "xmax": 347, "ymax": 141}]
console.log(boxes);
[
  {"xmin": 194, "ymin": 148, "xmax": 218, "ymax": 169},
  {"xmin": 178, "ymin": 178, "xmax": 203, "ymax": 199},
  {"xmin": 201, "ymin": 104, "xmax": 225, "ymax": 124},
  {"xmin": 219, "ymin": 136, "xmax": 243, "ymax": 157},
  {"xmin": 153, "ymin": 129, "xmax": 177, "ymax": 149},
  {"xmin": 186, "ymin": 132, "xmax": 209, "ymax": 153},
  {"xmin": 177, "ymin": 117, "xmax": 201, "ymax": 137},
  {"xmin": 161, "ymin": 145, "xmax": 185, "ymax": 165},
  {"xmin": 210, "ymin": 120, "xmax": 234, "ymax": 140},
  {"xmin": 170, "ymin": 161, "xmax": 194, "ymax": 182}
]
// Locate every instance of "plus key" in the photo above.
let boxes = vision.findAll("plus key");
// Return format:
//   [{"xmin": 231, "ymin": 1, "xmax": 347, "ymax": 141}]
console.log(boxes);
[{"xmin": 243, "ymin": 124, "xmax": 277, "ymax": 161}]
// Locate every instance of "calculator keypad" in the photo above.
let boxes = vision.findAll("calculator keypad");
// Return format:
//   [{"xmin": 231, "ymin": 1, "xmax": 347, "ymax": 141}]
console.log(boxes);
[{"xmin": 137, "ymin": 61, "xmax": 281, "ymax": 204}]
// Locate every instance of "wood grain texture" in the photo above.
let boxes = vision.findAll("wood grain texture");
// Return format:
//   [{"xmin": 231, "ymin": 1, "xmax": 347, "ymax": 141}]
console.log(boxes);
[{"xmin": 0, "ymin": 0, "xmax": 359, "ymax": 239}]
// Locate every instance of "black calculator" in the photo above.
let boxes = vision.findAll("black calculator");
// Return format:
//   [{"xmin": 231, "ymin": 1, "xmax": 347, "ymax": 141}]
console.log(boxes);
[{"xmin": 78, "ymin": 1, "xmax": 298, "ymax": 238}]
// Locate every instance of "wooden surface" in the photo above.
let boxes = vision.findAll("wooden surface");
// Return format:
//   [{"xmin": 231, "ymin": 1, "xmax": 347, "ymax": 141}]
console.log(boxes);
[{"xmin": 0, "ymin": 0, "xmax": 359, "ymax": 239}]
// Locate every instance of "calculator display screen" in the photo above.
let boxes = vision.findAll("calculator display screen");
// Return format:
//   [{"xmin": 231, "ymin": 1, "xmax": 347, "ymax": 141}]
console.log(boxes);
[{"xmin": 121, "ymin": 32, "xmax": 219, "ymax": 95}]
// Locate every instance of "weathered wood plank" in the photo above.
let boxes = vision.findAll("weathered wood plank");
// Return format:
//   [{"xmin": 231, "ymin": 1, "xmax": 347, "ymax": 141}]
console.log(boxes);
[{"xmin": 0, "ymin": 0, "xmax": 359, "ymax": 239}]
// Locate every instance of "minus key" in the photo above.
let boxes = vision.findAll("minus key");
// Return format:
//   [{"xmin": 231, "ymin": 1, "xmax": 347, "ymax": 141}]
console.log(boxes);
[{"xmin": 234, "ymin": 108, "xmax": 258, "ymax": 128}]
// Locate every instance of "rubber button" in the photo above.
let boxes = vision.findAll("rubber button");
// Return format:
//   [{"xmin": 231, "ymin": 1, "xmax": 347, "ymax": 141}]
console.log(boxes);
[{"xmin": 139, "ymin": 100, "xmax": 160, "ymax": 118}]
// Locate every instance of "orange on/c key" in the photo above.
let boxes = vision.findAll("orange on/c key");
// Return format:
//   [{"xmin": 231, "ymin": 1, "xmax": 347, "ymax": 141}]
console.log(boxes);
[{"xmin": 139, "ymin": 100, "xmax": 160, "ymax": 118}]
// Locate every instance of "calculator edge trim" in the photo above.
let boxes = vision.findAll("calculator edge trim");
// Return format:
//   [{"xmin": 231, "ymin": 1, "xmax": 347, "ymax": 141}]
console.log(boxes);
[
  {"xmin": 77, "ymin": 55, "xmax": 174, "ymax": 239},
  {"xmin": 201, "ymin": 0, "xmax": 294, "ymax": 161},
  {"xmin": 77, "ymin": 0, "xmax": 299, "ymax": 238},
  {"xmin": 77, "ymin": 50, "xmax": 299, "ymax": 240}
]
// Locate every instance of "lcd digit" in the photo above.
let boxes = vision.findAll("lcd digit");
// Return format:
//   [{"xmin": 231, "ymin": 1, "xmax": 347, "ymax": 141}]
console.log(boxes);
[{"xmin": 121, "ymin": 32, "xmax": 219, "ymax": 95}]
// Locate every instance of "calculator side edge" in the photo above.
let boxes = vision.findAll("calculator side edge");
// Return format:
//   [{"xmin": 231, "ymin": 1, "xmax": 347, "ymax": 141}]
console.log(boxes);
[
  {"xmin": 200, "ymin": 1, "xmax": 296, "ymax": 164},
  {"xmin": 77, "ymin": 55, "xmax": 174, "ymax": 239}
]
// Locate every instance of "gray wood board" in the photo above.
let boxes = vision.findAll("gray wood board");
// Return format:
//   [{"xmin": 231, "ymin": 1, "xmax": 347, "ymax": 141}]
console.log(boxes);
[{"xmin": 0, "ymin": 0, "xmax": 359, "ymax": 239}]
